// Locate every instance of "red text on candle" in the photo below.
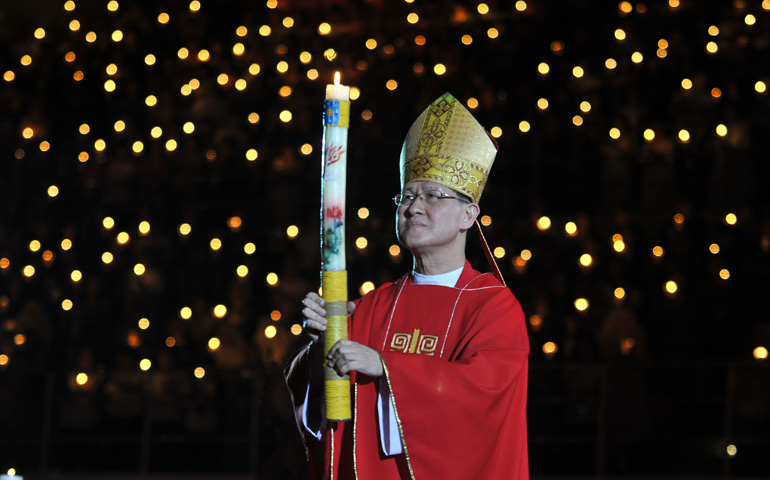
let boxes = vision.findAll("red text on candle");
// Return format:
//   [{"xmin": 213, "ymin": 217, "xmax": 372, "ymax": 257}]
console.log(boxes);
[{"xmin": 325, "ymin": 145, "xmax": 345, "ymax": 166}]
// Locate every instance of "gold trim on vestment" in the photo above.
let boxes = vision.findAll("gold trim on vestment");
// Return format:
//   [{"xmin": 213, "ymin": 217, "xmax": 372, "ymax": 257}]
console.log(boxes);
[
  {"xmin": 380, "ymin": 278, "xmax": 409, "ymax": 351},
  {"xmin": 353, "ymin": 383, "xmax": 359, "ymax": 479},
  {"xmin": 329, "ymin": 426, "xmax": 335, "ymax": 480},
  {"xmin": 439, "ymin": 290, "xmax": 464, "ymax": 359},
  {"xmin": 380, "ymin": 358, "xmax": 416, "ymax": 480},
  {"xmin": 437, "ymin": 273, "xmax": 482, "ymax": 358}
]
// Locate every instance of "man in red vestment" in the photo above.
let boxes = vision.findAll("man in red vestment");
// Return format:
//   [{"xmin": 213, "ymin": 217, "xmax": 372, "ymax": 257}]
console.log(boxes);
[{"xmin": 285, "ymin": 93, "xmax": 529, "ymax": 479}]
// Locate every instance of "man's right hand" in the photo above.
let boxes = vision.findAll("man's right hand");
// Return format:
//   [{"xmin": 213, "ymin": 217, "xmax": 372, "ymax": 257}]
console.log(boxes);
[{"xmin": 301, "ymin": 292, "xmax": 356, "ymax": 343}]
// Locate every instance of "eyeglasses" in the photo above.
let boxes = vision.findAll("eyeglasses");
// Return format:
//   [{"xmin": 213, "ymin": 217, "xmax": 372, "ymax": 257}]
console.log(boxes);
[{"xmin": 392, "ymin": 190, "xmax": 470, "ymax": 208}]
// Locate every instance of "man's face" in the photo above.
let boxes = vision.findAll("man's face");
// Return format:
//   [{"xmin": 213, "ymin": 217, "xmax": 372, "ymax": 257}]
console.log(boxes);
[{"xmin": 396, "ymin": 181, "xmax": 474, "ymax": 254}]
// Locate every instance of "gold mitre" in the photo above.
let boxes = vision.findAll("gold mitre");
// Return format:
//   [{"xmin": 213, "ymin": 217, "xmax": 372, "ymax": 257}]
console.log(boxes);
[{"xmin": 399, "ymin": 92, "xmax": 498, "ymax": 203}]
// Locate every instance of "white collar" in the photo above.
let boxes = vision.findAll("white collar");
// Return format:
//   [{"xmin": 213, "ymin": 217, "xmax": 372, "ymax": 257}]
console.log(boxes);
[{"xmin": 412, "ymin": 265, "xmax": 464, "ymax": 287}]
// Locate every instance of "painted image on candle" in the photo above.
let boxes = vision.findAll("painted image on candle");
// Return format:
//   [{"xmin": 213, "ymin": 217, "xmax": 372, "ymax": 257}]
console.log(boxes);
[
  {"xmin": 323, "ymin": 204, "xmax": 345, "ymax": 264},
  {"xmin": 325, "ymin": 100, "xmax": 341, "ymax": 124},
  {"xmin": 326, "ymin": 206, "xmax": 343, "ymax": 220}
]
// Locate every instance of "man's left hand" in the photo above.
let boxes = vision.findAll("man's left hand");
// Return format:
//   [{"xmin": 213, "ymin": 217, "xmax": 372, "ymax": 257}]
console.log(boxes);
[{"xmin": 327, "ymin": 339, "xmax": 384, "ymax": 377}]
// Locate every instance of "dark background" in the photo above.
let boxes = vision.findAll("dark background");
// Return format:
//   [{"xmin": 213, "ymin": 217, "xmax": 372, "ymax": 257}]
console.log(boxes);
[{"xmin": 1, "ymin": 0, "xmax": 769, "ymax": 478}]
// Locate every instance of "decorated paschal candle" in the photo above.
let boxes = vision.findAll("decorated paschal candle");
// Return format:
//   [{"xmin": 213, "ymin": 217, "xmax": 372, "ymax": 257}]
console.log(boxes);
[{"xmin": 320, "ymin": 72, "xmax": 351, "ymax": 422}]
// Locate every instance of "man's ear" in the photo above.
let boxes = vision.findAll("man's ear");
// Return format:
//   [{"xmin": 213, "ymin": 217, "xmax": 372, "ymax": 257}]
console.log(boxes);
[{"xmin": 460, "ymin": 203, "xmax": 480, "ymax": 232}]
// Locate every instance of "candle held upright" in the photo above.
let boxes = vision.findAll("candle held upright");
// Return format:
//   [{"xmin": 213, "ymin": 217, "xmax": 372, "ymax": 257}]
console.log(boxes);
[{"xmin": 320, "ymin": 73, "xmax": 352, "ymax": 422}]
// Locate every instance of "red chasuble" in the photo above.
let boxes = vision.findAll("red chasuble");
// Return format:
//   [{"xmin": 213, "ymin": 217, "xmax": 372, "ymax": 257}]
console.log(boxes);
[{"xmin": 285, "ymin": 261, "xmax": 529, "ymax": 479}]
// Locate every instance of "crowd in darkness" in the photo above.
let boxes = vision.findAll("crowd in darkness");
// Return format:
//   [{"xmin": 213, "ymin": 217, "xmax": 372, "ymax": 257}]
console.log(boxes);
[{"xmin": 0, "ymin": 0, "xmax": 769, "ymax": 476}]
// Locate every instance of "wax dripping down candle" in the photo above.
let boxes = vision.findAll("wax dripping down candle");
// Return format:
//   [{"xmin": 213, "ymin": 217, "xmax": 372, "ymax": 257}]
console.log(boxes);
[{"xmin": 320, "ymin": 72, "xmax": 352, "ymax": 422}]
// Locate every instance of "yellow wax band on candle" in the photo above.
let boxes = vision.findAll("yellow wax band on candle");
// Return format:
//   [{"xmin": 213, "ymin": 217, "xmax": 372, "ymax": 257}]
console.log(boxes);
[{"xmin": 322, "ymin": 270, "xmax": 351, "ymax": 421}]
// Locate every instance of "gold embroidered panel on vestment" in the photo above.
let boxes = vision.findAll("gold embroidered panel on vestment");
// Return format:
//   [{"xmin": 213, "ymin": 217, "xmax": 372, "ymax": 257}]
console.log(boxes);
[{"xmin": 389, "ymin": 329, "xmax": 438, "ymax": 356}]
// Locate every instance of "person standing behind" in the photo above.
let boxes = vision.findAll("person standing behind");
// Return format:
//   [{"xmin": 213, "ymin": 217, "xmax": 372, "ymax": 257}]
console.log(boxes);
[{"xmin": 285, "ymin": 93, "xmax": 529, "ymax": 479}]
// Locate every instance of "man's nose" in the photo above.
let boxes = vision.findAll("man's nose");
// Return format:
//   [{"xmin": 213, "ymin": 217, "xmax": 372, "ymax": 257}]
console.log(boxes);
[{"xmin": 405, "ymin": 194, "xmax": 426, "ymax": 214}]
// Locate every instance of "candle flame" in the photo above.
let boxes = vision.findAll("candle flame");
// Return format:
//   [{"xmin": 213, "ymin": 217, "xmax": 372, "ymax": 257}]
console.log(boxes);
[{"xmin": 334, "ymin": 71, "xmax": 340, "ymax": 86}]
